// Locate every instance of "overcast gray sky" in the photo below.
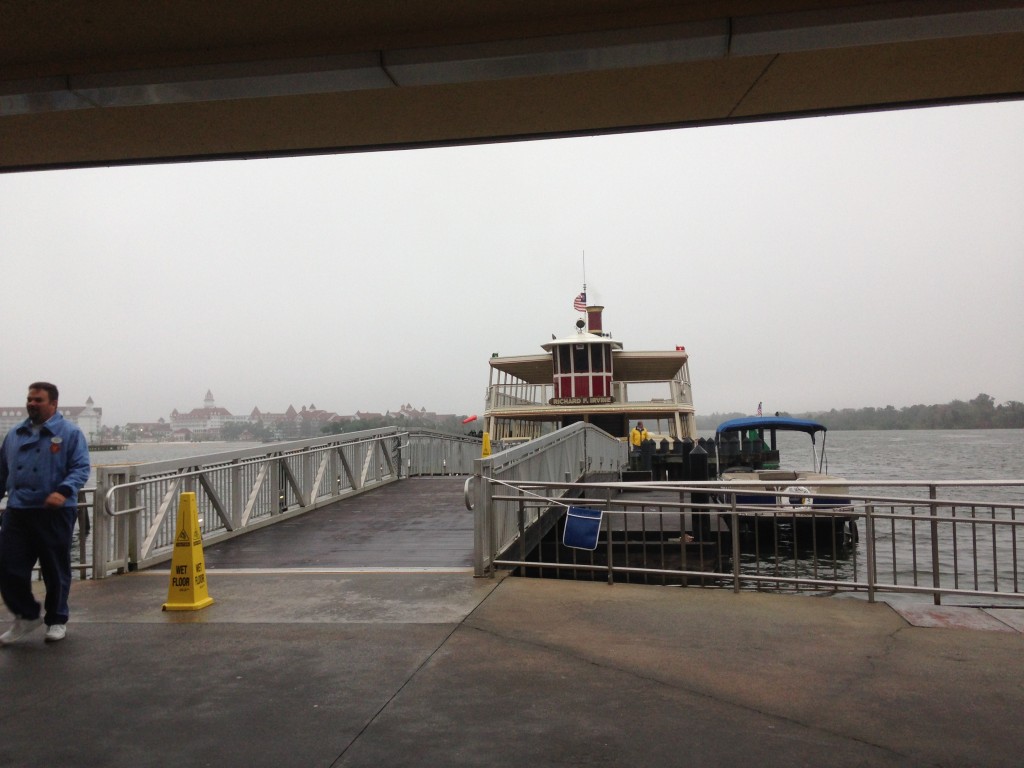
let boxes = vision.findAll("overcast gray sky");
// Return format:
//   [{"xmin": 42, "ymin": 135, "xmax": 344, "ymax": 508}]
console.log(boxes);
[{"xmin": 2, "ymin": 100, "xmax": 1022, "ymax": 426}]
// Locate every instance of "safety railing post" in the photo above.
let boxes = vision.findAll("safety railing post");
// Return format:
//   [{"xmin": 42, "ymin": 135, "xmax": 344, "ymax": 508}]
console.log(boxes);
[
  {"xmin": 126, "ymin": 468, "xmax": 141, "ymax": 570},
  {"xmin": 94, "ymin": 467, "xmax": 132, "ymax": 578},
  {"xmin": 473, "ymin": 459, "xmax": 494, "ymax": 577},
  {"xmin": 865, "ymin": 503, "xmax": 876, "ymax": 603},
  {"xmin": 91, "ymin": 468, "xmax": 110, "ymax": 579},
  {"xmin": 230, "ymin": 459, "xmax": 244, "ymax": 529},
  {"xmin": 75, "ymin": 490, "xmax": 91, "ymax": 579},
  {"xmin": 272, "ymin": 456, "xmax": 284, "ymax": 511},
  {"xmin": 518, "ymin": 490, "xmax": 527, "ymax": 565},
  {"xmin": 929, "ymin": 484, "xmax": 942, "ymax": 606},
  {"xmin": 605, "ymin": 511, "xmax": 615, "ymax": 585},
  {"xmin": 730, "ymin": 492, "xmax": 741, "ymax": 593}
]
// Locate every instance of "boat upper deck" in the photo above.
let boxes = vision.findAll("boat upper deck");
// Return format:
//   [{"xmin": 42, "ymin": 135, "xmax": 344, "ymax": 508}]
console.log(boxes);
[{"xmin": 485, "ymin": 303, "xmax": 697, "ymax": 441}]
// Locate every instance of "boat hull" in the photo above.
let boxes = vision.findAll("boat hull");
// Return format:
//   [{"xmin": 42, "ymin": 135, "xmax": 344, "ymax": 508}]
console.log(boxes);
[{"xmin": 720, "ymin": 469, "xmax": 856, "ymax": 547}]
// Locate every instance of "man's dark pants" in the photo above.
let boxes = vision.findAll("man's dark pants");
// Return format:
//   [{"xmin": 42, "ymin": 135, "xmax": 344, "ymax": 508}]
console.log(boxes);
[{"xmin": 0, "ymin": 507, "xmax": 77, "ymax": 625}]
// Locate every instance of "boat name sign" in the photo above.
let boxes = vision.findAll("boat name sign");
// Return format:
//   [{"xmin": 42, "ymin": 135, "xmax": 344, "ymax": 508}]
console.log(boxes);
[{"xmin": 549, "ymin": 396, "xmax": 615, "ymax": 406}]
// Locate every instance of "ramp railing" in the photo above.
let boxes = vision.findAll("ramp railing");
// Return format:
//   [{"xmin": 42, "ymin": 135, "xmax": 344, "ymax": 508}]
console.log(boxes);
[
  {"xmin": 92, "ymin": 428, "xmax": 476, "ymax": 578},
  {"xmin": 468, "ymin": 423, "xmax": 627, "ymax": 576},
  {"xmin": 403, "ymin": 429, "xmax": 480, "ymax": 476}
]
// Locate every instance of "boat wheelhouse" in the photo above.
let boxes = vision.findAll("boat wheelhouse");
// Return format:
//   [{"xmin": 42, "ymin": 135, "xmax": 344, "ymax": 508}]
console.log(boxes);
[{"xmin": 484, "ymin": 305, "xmax": 697, "ymax": 445}]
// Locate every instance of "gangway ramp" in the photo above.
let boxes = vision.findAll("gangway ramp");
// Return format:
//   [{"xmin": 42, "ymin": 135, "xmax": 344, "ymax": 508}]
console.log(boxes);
[{"xmin": 196, "ymin": 476, "xmax": 473, "ymax": 572}]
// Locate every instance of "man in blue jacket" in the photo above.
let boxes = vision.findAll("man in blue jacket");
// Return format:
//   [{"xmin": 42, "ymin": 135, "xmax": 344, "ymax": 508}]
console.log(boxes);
[{"xmin": 0, "ymin": 382, "xmax": 91, "ymax": 645}]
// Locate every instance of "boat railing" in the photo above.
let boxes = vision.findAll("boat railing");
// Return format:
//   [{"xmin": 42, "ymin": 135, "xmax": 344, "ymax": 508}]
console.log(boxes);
[
  {"xmin": 88, "ymin": 428, "xmax": 478, "ymax": 579},
  {"xmin": 470, "ymin": 476, "xmax": 1024, "ymax": 604},
  {"xmin": 486, "ymin": 378, "xmax": 697, "ymax": 412},
  {"xmin": 487, "ymin": 384, "xmax": 554, "ymax": 409}
]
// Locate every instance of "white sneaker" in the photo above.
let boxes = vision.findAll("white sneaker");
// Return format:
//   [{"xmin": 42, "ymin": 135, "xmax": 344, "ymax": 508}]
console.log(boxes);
[
  {"xmin": 44, "ymin": 624, "xmax": 67, "ymax": 643},
  {"xmin": 0, "ymin": 617, "xmax": 44, "ymax": 645}
]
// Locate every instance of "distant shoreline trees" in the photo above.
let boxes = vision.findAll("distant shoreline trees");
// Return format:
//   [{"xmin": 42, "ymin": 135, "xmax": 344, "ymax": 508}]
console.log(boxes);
[
  {"xmin": 697, "ymin": 394, "xmax": 1024, "ymax": 431},
  {"xmin": 321, "ymin": 413, "xmax": 473, "ymax": 436}
]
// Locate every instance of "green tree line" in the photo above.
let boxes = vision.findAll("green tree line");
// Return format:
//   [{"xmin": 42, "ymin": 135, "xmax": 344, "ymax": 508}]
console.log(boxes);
[{"xmin": 698, "ymin": 394, "xmax": 1024, "ymax": 431}]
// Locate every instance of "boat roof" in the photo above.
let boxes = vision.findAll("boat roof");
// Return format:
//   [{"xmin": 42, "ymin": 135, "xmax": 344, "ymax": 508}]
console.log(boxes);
[
  {"xmin": 541, "ymin": 333, "xmax": 623, "ymax": 351},
  {"xmin": 715, "ymin": 416, "xmax": 827, "ymax": 436},
  {"xmin": 489, "ymin": 349, "xmax": 689, "ymax": 385}
]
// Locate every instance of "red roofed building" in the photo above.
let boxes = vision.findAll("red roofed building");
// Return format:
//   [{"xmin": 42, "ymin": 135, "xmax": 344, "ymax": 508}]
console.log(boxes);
[
  {"xmin": 251, "ymin": 403, "xmax": 345, "ymax": 439},
  {"xmin": 170, "ymin": 390, "xmax": 247, "ymax": 440}
]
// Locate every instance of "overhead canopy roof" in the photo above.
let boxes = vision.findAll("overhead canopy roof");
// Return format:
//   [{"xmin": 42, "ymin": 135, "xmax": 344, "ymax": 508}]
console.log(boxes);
[
  {"xmin": 490, "ymin": 355, "xmax": 555, "ymax": 385},
  {"xmin": 2, "ymin": 1, "xmax": 1023, "ymax": 172},
  {"xmin": 715, "ymin": 416, "xmax": 827, "ymax": 436},
  {"xmin": 614, "ymin": 351, "xmax": 690, "ymax": 382},
  {"xmin": 490, "ymin": 350, "xmax": 688, "ymax": 384}
]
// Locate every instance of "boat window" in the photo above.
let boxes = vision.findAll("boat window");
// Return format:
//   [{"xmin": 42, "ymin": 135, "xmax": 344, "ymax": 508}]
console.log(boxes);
[
  {"xmin": 573, "ymin": 344, "xmax": 589, "ymax": 372},
  {"xmin": 557, "ymin": 345, "xmax": 570, "ymax": 373}
]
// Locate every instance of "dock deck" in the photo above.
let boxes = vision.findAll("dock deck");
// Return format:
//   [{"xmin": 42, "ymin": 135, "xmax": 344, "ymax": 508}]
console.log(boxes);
[
  {"xmin": 200, "ymin": 476, "xmax": 474, "ymax": 571},
  {"xmin": 2, "ymin": 477, "xmax": 1023, "ymax": 767}
]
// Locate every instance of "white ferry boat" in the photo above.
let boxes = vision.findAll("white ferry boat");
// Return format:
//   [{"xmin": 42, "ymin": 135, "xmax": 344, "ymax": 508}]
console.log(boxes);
[{"xmin": 483, "ymin": 303, "xmax": 697, "ymax": 447}]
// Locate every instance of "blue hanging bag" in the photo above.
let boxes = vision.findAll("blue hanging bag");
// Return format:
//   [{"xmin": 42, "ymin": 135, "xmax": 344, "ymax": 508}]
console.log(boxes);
[{"xmin": 562, "ymin": 506, "xmax": 603, "ymax": 550}]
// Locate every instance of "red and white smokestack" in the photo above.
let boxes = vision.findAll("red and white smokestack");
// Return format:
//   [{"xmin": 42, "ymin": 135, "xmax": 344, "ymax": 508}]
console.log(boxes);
[{"xmin": 586, "ymin": 305, "xmax": 604, "ymax": 334}]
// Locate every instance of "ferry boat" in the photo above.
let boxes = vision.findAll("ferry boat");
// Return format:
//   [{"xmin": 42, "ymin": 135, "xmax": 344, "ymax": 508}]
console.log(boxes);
[{"xmin": 483, "ymin": 303, "xmax": 697, "ymax": 447}]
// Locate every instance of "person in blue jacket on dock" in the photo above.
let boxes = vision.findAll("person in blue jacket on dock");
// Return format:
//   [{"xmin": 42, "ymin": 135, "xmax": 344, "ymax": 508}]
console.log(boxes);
[{"xmin": 0, "ymin": 382, "xmax": 91, "ymax": 645}]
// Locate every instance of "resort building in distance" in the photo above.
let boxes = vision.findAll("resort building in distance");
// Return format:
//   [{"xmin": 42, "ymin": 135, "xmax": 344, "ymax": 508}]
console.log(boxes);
[
  {"xmin": 2, "ymin": 391, "xmax": 460, "ymax": 443},
  {"xmin": 0, "ymin": 396, "xmax": 103, "ymax": 442},
  {"xmin": 125, "ymin": 392, "xmax": 460, "ymax": 442}
]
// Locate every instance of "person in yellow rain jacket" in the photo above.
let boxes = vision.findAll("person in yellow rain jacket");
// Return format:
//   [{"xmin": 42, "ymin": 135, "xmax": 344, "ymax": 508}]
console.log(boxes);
[{"xmin": 630, "ymin": 422, "xmax": 649, "ymax": 451}]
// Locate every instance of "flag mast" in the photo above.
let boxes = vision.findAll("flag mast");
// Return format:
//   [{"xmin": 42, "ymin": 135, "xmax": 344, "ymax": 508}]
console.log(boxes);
[
  {"xmin": 572, "ymin": 251, "xmax": 588, "ymax": 313},
  {"xmin": 582, "ymin": 250, "xmax": 586, "ymax": 299}
]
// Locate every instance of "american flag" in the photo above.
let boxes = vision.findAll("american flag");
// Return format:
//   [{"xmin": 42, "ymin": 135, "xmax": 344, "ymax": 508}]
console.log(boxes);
[
  {"xmin": 757, "ymin": 402, "xmax": 763, "ymax": 416},
  {"xmin": 573, "ymin": 292, "xmax": 586, "ymax": 311}
]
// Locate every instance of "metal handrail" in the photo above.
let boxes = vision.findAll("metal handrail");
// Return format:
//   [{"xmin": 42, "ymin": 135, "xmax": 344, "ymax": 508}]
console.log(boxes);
[
  {"xmin": 474, "ymin": 475, "xmax": 1024, "ymax": 602},
  {"xmin": 101, "ymin": 432, "xmax": 408, "ymax": 518}
]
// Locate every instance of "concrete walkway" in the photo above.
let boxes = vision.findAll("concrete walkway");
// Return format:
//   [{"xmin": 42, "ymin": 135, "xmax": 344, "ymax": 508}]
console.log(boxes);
[{"xmin": 3, "ymin": 571, "xmax": 1023, "ymax": 768}]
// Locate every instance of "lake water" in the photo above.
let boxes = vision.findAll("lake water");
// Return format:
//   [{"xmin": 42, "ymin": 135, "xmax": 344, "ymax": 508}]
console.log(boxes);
[
  {"xmin": 764, "ymin": 429, "xmax": 1024, "ymax": 507},
  {"xmin": 812, "ymin": 429, "xmax": 1024, "ymax": 481}
]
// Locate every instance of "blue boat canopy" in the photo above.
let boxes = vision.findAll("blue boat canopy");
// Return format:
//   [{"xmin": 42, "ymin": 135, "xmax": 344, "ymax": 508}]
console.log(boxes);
[{"xmin": 715, "ymin": 416, "xmax": 826, "ymax": 437}]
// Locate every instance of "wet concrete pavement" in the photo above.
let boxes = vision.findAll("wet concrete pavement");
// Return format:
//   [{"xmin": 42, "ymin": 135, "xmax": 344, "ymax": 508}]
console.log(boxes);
[{"xmin": 2, "ymin": 570, "xmax": 1023, "ymax": 768}]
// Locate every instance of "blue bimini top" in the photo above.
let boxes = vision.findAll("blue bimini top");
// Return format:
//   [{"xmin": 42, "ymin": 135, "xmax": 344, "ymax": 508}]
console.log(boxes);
[{"xmin": 714, "ymin": 416, "xmax": 826, "ymax": 438}]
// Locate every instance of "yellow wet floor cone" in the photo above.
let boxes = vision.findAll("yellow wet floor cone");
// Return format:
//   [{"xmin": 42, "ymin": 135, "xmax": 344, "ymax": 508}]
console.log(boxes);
[
  {"xmin": 482, "ymin": 432, "xmax": 491, "ymax": 457},
  {"xmin": 162, "ymin": 492, "xmax": 214, "ymax": 611}
]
